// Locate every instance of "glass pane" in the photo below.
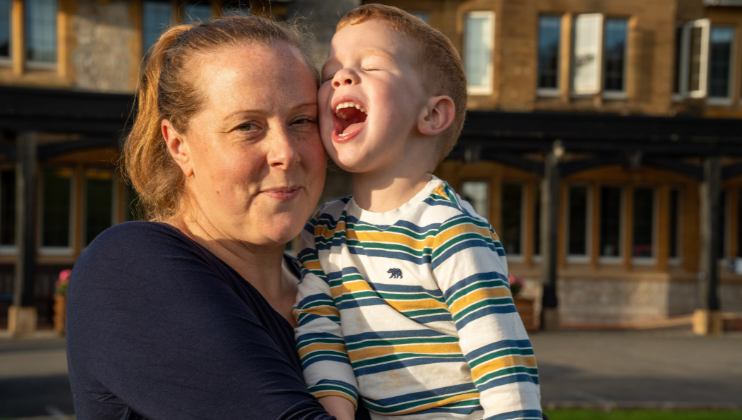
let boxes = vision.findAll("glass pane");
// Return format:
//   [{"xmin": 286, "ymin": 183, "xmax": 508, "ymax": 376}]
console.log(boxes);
[
  {"xmin": 26, "ymin": 0, "xmax": 57, "ymax": 62},
  {"xmin": 461, "ymin": 181, "xmax": 489, "ymax": 219},
  {"xmin": 717, "ymin": 191, "xmax": 727, "ymax": 259},
  {"xmin": 534, "ymin": 184, "xmax": 541, "ymax": 256},
  {"xmin": 143, "ymin": 0, "xmax": 172, "ymax": 53},
  {"xmin": 464, "ymin": 13, "xmax": 492, "ymax": 89},
  {"xmin": 673, "ymin": 26, "xmax": 682, "ymax": 94},
  {"xmin": 604, "ymin": 19, "xmax": 627, "ymax": 92},
  {"xmin": 0, "ymin": 169, "xmax": 15, "ymax": 246},
  {"xmin": 709, "ymin": 27, "xmax": 734, "ymax": 98},
  {"xmin": 632, "ymin": 187, "xmax": 654, "ymax": 258},
  {"xmin": 0, "ymin": 0, "xmax": 10, "ymax": 57},
  {"xmin": 501, "ymin": 184, "xmax": 523, "ymax": 255},
  {"xmin": 538, "ymin": 16, "xmax": 561, "ymax": 89},
  {"xmin": 568, "ymin": 186, "xmax": 588, "ymax": 256},
  {"xmin": 126, "ymin": 185, "xmax": 146, "ymax": 221},
  {"xmin": 184, "ymin": 1, "xmax": 211, "ymax": 24},
  {"xmin": 42, "ymin": 168, "xmax": 72, "ymax": 248},
  {"xmin": 689, "ymin": 26, "xmax": 703, "ymax": 92},
  {"xmin": 600, "ymin": 186, "xmax": 621, "ymax": 257},
  {"xmin": 409, "ymin": 12, "xmax": 429, "ymax": 24},
  {"xmin": 669, "ymin": 189, "xmax": 680, "ymax": 259},
  {"xmin": 84, "ymin": 169, "xmax": 113, "ymax": 246}
]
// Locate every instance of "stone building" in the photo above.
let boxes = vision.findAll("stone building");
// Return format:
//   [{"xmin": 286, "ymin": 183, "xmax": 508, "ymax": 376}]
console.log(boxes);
[{"xmin": 1, "ymin": 0, "xmax": 741, "ymax": 333}]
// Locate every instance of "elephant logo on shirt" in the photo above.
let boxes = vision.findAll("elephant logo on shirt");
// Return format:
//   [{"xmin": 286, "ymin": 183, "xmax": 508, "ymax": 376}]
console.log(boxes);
[{"xmin": 387, "ymin": 268, "xmax": 403, "ymax": 279}]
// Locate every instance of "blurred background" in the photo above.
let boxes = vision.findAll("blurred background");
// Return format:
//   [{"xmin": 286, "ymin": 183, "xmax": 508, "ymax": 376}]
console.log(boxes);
[{"xmin": 0, "ymin": 0, "xmax": 741, "ymax": 418}]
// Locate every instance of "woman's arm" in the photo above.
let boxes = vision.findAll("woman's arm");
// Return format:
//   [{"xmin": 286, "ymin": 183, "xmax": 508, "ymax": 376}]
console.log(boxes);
[{"xmin": 67, "ymin": 223, "xmax": 335, "ymax": 420}]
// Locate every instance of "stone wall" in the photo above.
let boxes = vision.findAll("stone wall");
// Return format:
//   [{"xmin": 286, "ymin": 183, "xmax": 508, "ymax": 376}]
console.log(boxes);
[
  {"xmin": 72, "ymin": 0, "xmax": 135, "ymax": 93},
  {"xmin": 520, "ymin": 277, "xmax": 742, "ymax": 326}
]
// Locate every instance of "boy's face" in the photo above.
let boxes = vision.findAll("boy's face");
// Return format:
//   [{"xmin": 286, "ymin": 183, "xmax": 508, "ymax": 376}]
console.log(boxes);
[{"xmin": 319, "ymin": 19, "xmax": 427, "ymax": 174}]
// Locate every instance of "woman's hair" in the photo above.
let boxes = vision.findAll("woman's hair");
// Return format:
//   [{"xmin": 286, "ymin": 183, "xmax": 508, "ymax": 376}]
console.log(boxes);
[{"xmin": 123, "ymin": 16, "xmax": 318, "ymax": 222}]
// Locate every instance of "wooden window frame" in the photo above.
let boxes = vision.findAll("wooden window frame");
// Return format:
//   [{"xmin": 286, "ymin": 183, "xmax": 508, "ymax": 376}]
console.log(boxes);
[
  {"xmin": 566, "ymin": 183, "xmax": 592, "ymax": 263},
  {"xmin": 630, "ymin": 185, "xmax": 658, "ymax": 265},
  {"xmin": 598, "ymin": 184, "xmax": 625, "ymax": 264}
]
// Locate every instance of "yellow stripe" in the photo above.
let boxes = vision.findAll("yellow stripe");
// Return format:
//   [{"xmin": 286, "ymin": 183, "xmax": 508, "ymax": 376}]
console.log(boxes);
[
  {"xmin": 294, "ymin": 305, "xmax": 340, "ymax": 318},
  {"xmin": 302, "ymin": 260, "xmax": 323, "ymax": 271},
  {"xmin": 311, "ymin": 391, "xmax": 358, "ymax": 409},
  {"xmin": 298, "ymin": 342, "xmax": 348, "ymax": 358},
  {"xmin": 348, "ymin": 343, "xmax": 463, "ymax": 361},
  {"xmin": 391, "ymin": 392, "xmax": 480, "ymax": 415},
  {"xmin": 386, "ymin": 298, "xmax": 448, "ymax": 312},
  {"xmin": 433, "ymin": 223, "xmax": 494, "ymax": 249},
  {"xmin": 448, "ymin": 287, "xmax": 511, "ymax": 315},
  {"xmin": 432, "ymin": 184, "xmax": 449, "ymax": 200},
  {"xmin": 470, "ymin": 355, "xmax": 538, "ymax": 381},
  {"xmin": 315, "ymin": 221, "xmax": 347, "ymax": 240}
]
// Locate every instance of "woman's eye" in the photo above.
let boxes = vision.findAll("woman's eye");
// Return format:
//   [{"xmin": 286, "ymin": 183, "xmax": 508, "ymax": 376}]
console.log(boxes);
[
  {"xmin": 237, "ymin": 123, "xmax": 258, "ymax": 132},
  {"xmin": 292, "ymin": 117, "xmax": 317, "ymax": 126}
]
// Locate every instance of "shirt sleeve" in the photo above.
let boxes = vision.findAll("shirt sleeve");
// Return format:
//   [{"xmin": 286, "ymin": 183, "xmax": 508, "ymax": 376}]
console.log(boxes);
[
  {"xmin": 293, "ymin": 212, "xmax": 360, "ymax": 409},
  {"xmin": 431, "ymin": 214, "xmax": 543, "ymax": 420},
  {"xmin": 66, "ymin": 223, "xmax": 335, "ymax": 420}
]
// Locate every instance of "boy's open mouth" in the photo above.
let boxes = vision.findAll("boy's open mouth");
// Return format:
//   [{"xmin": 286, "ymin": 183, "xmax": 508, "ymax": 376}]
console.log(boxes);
[{"xmin": 333, "ymin": 99, "xmax": 367, "ymax": 141}]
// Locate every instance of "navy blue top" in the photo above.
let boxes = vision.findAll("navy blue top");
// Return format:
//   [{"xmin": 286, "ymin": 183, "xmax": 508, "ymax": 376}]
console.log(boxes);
[{"xmin": 66, "ymin": 222, "xmax": 348, "ymax": 420}]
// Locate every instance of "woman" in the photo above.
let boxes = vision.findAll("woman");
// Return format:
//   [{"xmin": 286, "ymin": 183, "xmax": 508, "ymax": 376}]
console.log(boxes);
[{"xmin": 67, "ymin": 16, "xmax": 356, "ymax": 419}]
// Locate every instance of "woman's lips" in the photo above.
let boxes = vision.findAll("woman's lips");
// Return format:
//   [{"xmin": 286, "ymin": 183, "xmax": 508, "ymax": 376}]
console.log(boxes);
[{"xmin": 261, "ymin": 186, "xmax": 301, "ymax": 201}]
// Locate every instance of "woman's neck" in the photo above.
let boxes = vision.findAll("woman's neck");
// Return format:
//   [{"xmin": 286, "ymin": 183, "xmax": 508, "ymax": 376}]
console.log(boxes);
[{"xmin": 165, "ymin": 206, "xmax": 297, "ymax": 324}]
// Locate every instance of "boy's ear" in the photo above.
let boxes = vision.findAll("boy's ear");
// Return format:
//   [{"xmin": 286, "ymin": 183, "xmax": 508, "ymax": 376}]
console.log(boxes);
[
  {"xmin": 162, "ymin": 119, "xmax": 194, "ymax": 177},
  {"xmin": 417, "ymin": 95, "xmax": 455, "ymax": 136}
]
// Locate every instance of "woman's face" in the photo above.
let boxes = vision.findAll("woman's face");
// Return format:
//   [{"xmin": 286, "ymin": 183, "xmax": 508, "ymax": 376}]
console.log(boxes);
[{"xmin": 173, "ymin": 42, "xmax": 326, "ymax": 247}]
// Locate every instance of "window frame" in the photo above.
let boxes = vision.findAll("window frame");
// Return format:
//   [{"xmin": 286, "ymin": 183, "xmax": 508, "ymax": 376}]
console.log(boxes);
[
  {"xmin": 461, "ymin": 179, "xmax": 490, "ymax": 221},
  {"xmin": 81, "ymin": 167, "xmax": 118, "ymax": 249},
  {"xmin": 674, "ymin": 19, "xmax": 711, "ymax": 101},
  {"xmin": 500, "ymin": 181, "xmax": 525, "ymax": 262},
  {"xmin": 668, "ymin": 187, "xmax": 683, "ymax": 265},
  {"xmin": 38, "ymin": 165, "xmax": 76, "ymax": 256},
  {"xmin": 602, "ymin": 17, "xmax": 629, "ymax": 100},
  {"xmin": 630, "ymin": 185, "xmax": 658, "ymax": 265},
  {"xmin": 536, "ymin": 14, "xmax": 562, "ymax": 97},
  {"xmin": 598, "ymin": 184, "xmax": 625, "ymax": 264},
  {"xmin": 463, "ymin": 10, "xmax": 495, "ymax": 96},
  {"xmin": 142, "ymin": 0, "xmax": 174, "ymax": 55},
  {"xmin": 24, "ymin": 0, "xmax": 58, "ymax": 69},
  {"xmin": 707, "ymin": 25, "xmax": 736, "ymax": 105},
  {"xmin": 566, "ymin": 184, "xmax": 592, "ymax": 263}
]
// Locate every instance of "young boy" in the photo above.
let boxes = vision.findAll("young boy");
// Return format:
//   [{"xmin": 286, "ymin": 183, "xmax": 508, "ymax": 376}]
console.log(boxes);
[{"xmin": 293, "ymin": 5, "xmax": 542, "ymax": 420}]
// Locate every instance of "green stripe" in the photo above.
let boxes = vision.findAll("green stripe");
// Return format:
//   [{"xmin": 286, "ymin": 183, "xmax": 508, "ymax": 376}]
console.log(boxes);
[
  {"xmin": 300, "ymin": 350, "xmax": 349, "ymax": 364},
  {"xmin": 351, "ymin": 352, "xmax": 463, "ymax": 368},
  {"xmin": 446, "ymin": 279, "xmax": 508, "ymax": 307},
  {"xmin": 363, "ymin": 390, "xmax": 476, "ymax": 414},
  {"xmin": 346, "ymin": 336, "xmax": 458, "ymax": 350},
  {"xmin": 467, "ymin": 348, "xmax": 535, "ymax": 369},
  {"xmin": 453, "ymin": 298, "xmax": 514, "ymax": 321},
  {"xmin": 474, "ymin": 366, "xmax": 539, "ymax": 387}
]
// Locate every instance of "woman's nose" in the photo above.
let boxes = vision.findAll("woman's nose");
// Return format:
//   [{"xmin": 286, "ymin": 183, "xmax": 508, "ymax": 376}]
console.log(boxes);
[
  {"xmin": 267, "ymin": 128, "xmax": 300, "ymax": 169},
  {"xmin": 332, "ymin": 68, "xmax": 359, "ymax": 88}
]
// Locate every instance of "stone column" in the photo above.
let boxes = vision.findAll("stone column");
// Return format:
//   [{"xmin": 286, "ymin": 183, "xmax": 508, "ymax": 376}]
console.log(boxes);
[
  {"xmin": 540, "ymin": 144, "xmax": 561, "ymax": 331},
  {"xmin": 695, "ymin": 156, "xmax": 722, "ymax": 335},
  {"xmin": 9, "ymin": 132, "xmax": 38, "ymax": 336}
]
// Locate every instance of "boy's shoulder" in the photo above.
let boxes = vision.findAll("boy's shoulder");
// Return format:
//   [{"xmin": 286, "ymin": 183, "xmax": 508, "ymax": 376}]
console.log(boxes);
[{"xmin": 420, "ymin": 181, "xmax": 490, "ymax": 226}]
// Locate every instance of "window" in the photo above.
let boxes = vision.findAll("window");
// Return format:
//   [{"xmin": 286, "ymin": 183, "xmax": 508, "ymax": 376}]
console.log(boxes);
[
  {"xmin": 669, "ymin": 188, "xmax": 681, "ymax": 260},
  {"xmin": 409, "ymin": 12, "xmax": 429, "ymax": 24},
  {"xmin": 461, "ymin": 181, "xmax": 489, "ymax": 219},
  {"xmin": 0, "ymin": 0, "xmax": 10, "ymax": 59},
  {"xmin": 501, "ymin": 183, "xmax": 523, "ymax": 256},
  {"xmin": 674, "ymin": 19, "xmax": 710, "ymax": 99},
  {"xmin": 84, "ymin": 169, "xmax": 114, "ymax": 246},
  {"xmin": 464, "ymin": 11, "xmax": 494, "ymax": 95},
  {"xmin": 26, "ymin": 0, "xmax": 57, "ymax": 64},
  {"xmin": 632, "ymin": 187, "xmax": 655, "ymax": 260},
  {"xmin": 0, "ymin": 169, "xmax": 15, "ymax": 251},
  {"xmin": 183, "ymin": 0, "xmax": 212, "ymax": 24},
  {"xmin": 567, "ymin": 185, "xmax": 590, "ymax": 258},
  {"xmin": 673, "ymin": 25, "xmax": 683, "ymax": 95},
  {"xmin": 572, "ymin": 13, "xmax": 603, "ymax": 95},
  {"xmin": 708, "ymin": 26, "xmax": 734, "ymax": 99},
  {"xmin": 537, "ymin": 16, "xmax": 561, "ymax": 94},
  {"xmin": 599, "ymin": 186, "xmax": 622, "ymax": 259},
  {"xmin": 603, "ymin": 19, "xmax": 628, "ymax": 94},
  {"xmin": 41, "ymin": 167, "xmax": 73, "ymax": 253},
  {"xmin": 143, "ymin": 0, "xmax": 172, "ymax": 54}
]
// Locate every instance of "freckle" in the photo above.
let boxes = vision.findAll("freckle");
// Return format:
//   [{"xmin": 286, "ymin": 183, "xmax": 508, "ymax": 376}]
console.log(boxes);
[{"xmin": 216, "ymin": 190, "xmax": 220, "ymax": 195}]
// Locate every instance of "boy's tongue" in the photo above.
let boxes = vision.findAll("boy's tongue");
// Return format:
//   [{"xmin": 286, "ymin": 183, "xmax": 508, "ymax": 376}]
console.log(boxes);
[{"xmin": 342, "ymin": 122, "xmax": 364, "ymax": 135}]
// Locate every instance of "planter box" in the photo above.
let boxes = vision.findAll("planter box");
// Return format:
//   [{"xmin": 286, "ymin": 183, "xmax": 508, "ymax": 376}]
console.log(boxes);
[
  {"xmin": 53, "ymin": 294, "xmax": 66, "ymax": 335},
  {"xmin": 514, "ymin": 297, "xmax": 538, "ymax": 331}
]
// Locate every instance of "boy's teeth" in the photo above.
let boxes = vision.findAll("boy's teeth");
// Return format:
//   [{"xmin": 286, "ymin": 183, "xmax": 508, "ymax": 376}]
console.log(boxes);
[{"xmin": 335, "ymin": 101, "xmax": 368, "ymax": 115}]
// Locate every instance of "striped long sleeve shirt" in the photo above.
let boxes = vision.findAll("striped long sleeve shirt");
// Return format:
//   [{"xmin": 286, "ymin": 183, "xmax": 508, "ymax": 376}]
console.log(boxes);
[{"xmin": 293, "ymin": 177, "xmax": 542, "ymax": 420}]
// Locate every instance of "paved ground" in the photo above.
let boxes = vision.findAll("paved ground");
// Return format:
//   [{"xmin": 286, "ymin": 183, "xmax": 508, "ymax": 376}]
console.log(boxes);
[{"xmin": 0, "ymin": 329, "xmax": 740, "ymax": 418}]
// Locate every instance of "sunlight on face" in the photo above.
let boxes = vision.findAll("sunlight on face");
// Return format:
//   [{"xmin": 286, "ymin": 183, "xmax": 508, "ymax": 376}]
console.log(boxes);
[{"xmin": 183, "ymin": 42, "xmax": 326, "ymax": 246}]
